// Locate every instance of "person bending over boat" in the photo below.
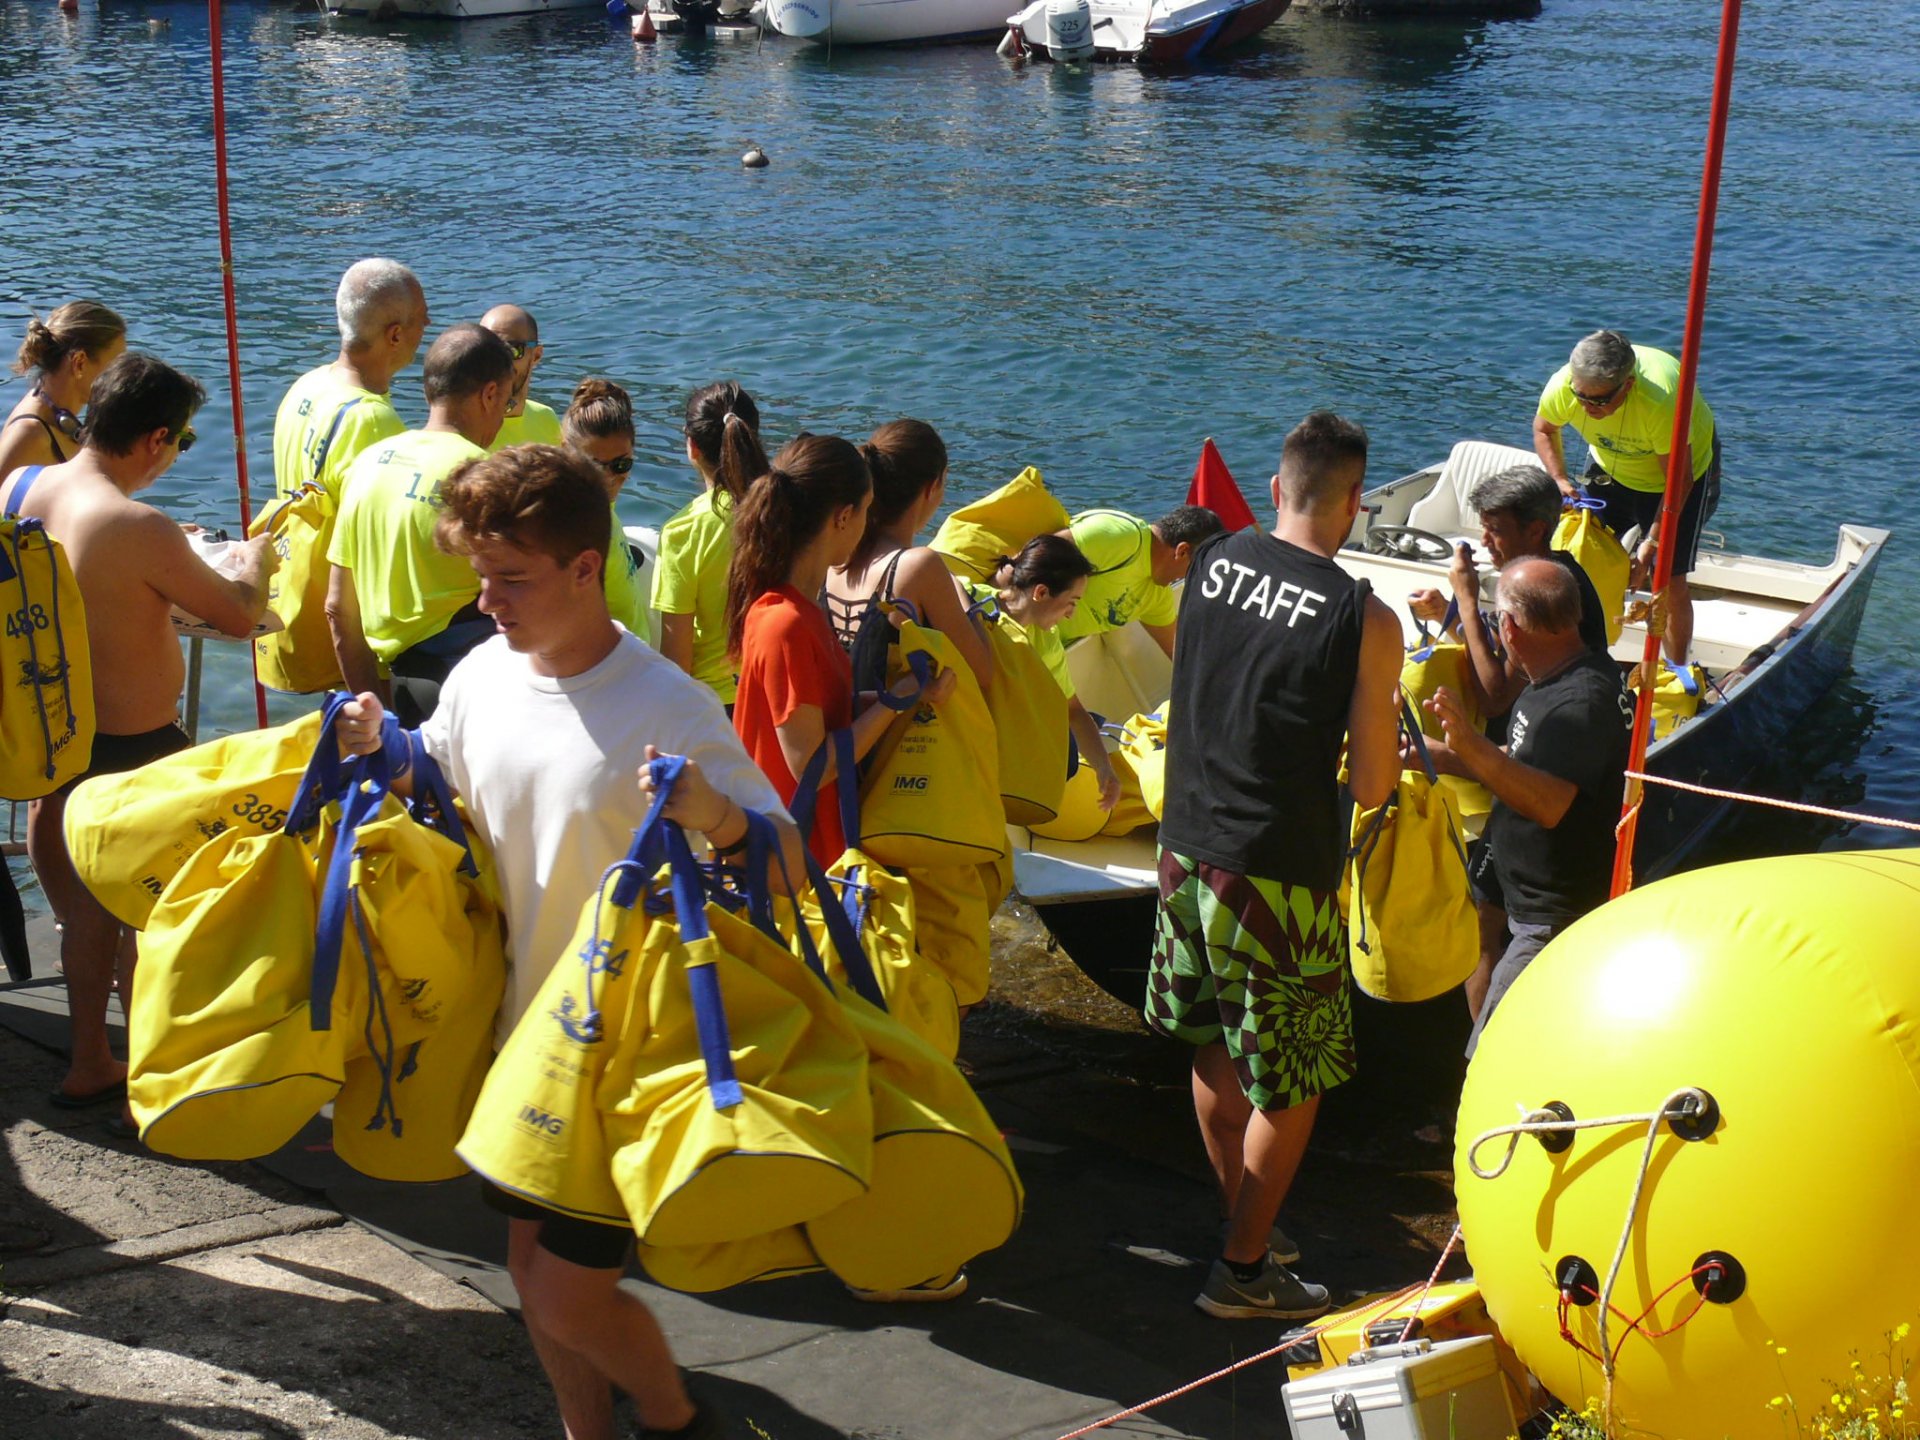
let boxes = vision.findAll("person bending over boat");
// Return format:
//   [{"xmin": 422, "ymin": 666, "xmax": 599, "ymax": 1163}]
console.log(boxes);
[
  {"xmin": 728, "ymin": 434, "xmax": 951, "ymax": 865},
  {"xmin": 0, "ymin": 354, "xmax": 276, "ymax": 1110},
  {"xmin": 326, "ymin": 323, "xmax": 514, "ymax": 726},
  {"xmin": 1054, "ymin": 504, "xmax": 1224, "ymax": 659},
  {"xmin": 0, "ymin": 303, "xmax": 126, "ymax": 478},
  {"xmin": 1416, "ymin": 558, "xmax": 1632, "ymax": 1057},
  {"xmin": 1532, "ymin": 329, "xmax": 1721, "ymax": 664},
  {"xmin": 966, "ymin": 534, "xmax": 1119, "ymax": 813},
  {"xmin": 336, "ymin": 443, "xmax": 798, "ymax": 1440},
  {"xmin": 560, "ymin": 377, "xmax": 652, "ymax": 639},
  {"xmin": 481, "ymin": 304, "xmax": 560, "ymax": 450},
  {"xmin": 1150, "ymin": 412, "xmax": 1402, "ymax": 1321},
  {"xmin": 651, "ymin": 382, "xmax": 767, "ymax": 708}
]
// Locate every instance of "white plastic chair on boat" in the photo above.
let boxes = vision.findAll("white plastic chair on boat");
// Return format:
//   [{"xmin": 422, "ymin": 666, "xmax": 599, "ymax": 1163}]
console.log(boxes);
[{"xmin": 1405, "ymin": 440, "xmax": 1538, "ymax": 537}]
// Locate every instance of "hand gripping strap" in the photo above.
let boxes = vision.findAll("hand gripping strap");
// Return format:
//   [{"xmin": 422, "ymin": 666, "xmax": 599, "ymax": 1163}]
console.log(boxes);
[
  {"xmin": 789, "ymin": 728, "xmax": 861, "ymax": 853},
  {"xmin": 870, "ymin": 598, "xmax": 935, "ymax": 713},
  {"xmin": 309, "ymin": 746, "xmax": 395, "ymax": 1033},
  {"xmin": 286, "ymin": 692, "xmax": 360, "ymax": 835},
  {"xmin": 1566, "ymin": 486, "xmax": 1607, "ymax": 512}
]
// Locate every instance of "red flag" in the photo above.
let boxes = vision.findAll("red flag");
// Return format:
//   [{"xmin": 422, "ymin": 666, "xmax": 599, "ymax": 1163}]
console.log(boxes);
[{"xmin": 1185, "ymin": 438, "xmax": 1258, "ymax": 532}]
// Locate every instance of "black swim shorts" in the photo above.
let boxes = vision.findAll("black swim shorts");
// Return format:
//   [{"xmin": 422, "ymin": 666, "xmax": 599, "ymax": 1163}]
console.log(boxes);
[
  {"xmin": 480, "ymin": 1180, "xmax": 634, "ymax": 1270},
  {"xmin": 58, "ymin": 721, "xmax": 192, "ymax": 795}
]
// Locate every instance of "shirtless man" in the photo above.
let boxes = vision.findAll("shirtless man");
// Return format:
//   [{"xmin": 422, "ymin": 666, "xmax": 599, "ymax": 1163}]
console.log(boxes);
[{"xmin": 0, "ymin": 353, "xmax": 276, "ymax": 1107}]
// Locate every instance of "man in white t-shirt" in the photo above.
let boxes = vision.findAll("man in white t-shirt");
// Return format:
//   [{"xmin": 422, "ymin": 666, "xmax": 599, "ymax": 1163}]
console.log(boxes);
[{"xmin": 340, "ymin": 443, "xmax": 797, "ymax": 1440}]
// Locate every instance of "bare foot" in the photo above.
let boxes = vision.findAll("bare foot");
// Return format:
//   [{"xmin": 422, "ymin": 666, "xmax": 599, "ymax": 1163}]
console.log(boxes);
[{"xmin": 55, "ymin": 1057, "xmax": 128, "ymax": 1103}]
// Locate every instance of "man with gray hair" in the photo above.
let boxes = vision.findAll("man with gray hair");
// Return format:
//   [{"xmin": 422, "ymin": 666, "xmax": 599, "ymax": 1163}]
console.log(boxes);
[
  {"xmin": 1531, "ymin": 328, "xmax": 1721, "ymax": 663},
  {"xmin": 262, "ymin": 259, "xmax": 429, "ymax": 691},
  {"xmin": 1417, "ymin": 557, "xmax": 1632, "ymax": 1054}
]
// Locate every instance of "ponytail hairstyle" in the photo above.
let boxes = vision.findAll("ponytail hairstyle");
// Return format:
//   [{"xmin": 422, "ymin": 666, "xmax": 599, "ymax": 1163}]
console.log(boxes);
[
  {"xmin": 725, "ymin": 433, "xmax": 871, "ymax": 661},
  {"xmin": 13, "ymin": 301, "xmax": 126, "ymax": 378},
  {"xmin": 852, "ymin": 418, "xmax": 947, "ymax": 568},
  {"xmin": 993, "ymin": 533, "xmax": 1094, "ymax": 597},
  {"xmin": 684, "ymin": 380, "xmax": 766, "ymax": 512},
  {"xmin": 561, "ymin": 376, "xmax": 634, "ymax": 448}
]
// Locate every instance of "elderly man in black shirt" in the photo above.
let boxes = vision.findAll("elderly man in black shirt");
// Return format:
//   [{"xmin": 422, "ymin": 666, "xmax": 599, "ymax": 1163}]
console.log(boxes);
[{"xmin": 1419, "ymin": 557, "xmax": 1633, "ymax": 1056}]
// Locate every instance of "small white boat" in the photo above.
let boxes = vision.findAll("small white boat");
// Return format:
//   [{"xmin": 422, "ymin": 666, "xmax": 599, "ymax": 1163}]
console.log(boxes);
[
  {"xmin": 763, "ymin": 0, "xmax": 1012, "ymax": 44},
  {"xmin": 1001, "ymin": 0, "xmax": 1289, "ymax": 63},
  {"xmin": 330, "ymin": 0, "xmax": 603, "ymax": 19}
]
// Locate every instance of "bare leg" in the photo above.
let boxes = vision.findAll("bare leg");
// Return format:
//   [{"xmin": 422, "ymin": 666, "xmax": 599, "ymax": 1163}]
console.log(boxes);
[
  {"xmin": 1663, "ymin": 574, "xmax": 1694, "ymax": 665},
  {"xmin": 1192, "ymin": 1042, "xmax": 1252, "ymax": 1218},
  {"xmin": 28, "ymin": 790, "xmax": 125, "ymax": 1098},
  {"xmin": 1465, "ymin": 900, "xmax": 1508, "ymax": 1021},
  {"xmin": 513, "ymin": 1229, "xmax": 696, "ymax": 1436},
  {"xmin": 1223, "ymin": 1095, "xmax": 1321, "ymax": 1268}
]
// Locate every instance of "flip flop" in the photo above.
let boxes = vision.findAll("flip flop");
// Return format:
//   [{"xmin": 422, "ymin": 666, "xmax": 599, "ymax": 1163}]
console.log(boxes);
[{"xmin": 47, "ymin": 1080, "xmax": 127, "ymax": 1110}]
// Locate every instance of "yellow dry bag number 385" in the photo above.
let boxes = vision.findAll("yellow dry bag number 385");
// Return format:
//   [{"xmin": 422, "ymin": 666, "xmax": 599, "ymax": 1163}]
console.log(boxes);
[{"xmin": 0, "ymin": 467, "xmax": 94, "ymax": 799}]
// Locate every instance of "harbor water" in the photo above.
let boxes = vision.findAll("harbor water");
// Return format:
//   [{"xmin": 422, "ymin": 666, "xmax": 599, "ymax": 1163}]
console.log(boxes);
[{"xmin": 3, "ymin": 0, "xmax": 1916, "ymax": 865}]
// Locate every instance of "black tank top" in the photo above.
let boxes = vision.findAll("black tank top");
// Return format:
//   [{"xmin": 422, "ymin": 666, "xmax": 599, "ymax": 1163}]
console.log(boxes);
[{"xmin": 1159, "ymin": 529, "xmax": 1369, "ymax": 890}]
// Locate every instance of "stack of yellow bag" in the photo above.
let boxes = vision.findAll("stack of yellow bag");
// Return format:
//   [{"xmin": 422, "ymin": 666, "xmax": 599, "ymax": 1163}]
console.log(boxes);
[{"xmin": 458, "ymin": 757, "xmax": 1022, "ymax": 1294}]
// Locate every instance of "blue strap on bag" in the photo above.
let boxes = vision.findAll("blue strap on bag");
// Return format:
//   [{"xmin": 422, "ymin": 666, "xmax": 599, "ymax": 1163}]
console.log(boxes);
[{"xmin": 790, "ymin": 727, "xmax": 862, "ymax": 853}]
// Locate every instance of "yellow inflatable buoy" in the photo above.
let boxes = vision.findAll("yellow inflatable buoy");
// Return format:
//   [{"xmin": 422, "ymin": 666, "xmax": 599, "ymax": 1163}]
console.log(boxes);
[{"xmin": 1455, "ymin": 850, "xmax": 1920, "ymax": 1440}]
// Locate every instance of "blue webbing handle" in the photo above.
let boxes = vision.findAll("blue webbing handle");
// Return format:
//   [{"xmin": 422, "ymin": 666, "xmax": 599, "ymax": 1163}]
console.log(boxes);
[
  {"xmin": 788, "ymin": 727, "xmax": 861, "ymax": 853},
  {"xmin": 401, "ymin": 728, "xmax": 477, "ymax": 877},
  {"xmin": 662, "ymin": 820, "xmax": 746, "ymax": 1112},
  {"xmin": 5, "ymin": 465, "xmax": 43, "ymax": 518},
  {"xmin": 309, "ymin": 746, "xmax": 394, "ymax": 1033},
  {"xmin": 1565, "ymin": 485, "xmax": 1606, "ymax": 512},
  {"xmin": 607, "ymin": 754, "xmax": 688, "ymax": 910},
  {"xmin": 1400, "ymin": 694, "xmax": 1439, "ymax": 785},
  {"xmin": 286, "ymin": 692, "xmax": 360, "ymax": 835},
  {"xmin": 868, "ymin": 598, "xmax": 936, "ymax": 713},
  {"xmin": 801, "ymin": 849, "xmax": 887, "ymax": 1010}
]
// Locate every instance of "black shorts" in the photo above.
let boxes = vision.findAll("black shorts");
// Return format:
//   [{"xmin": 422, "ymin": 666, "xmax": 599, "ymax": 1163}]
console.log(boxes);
[
  {"xmin": 479, "ymin": 1180, "xmax": 633, "ymax": 1270},
  {"xmin": 1467, "ymin": 837, "xmax": 1504, "ymax": 911},
  {"xmin": 58, "ymin": 722, "xmax": 192, "ymax": 795},
  {"xmin": 1582, "ymin": 433, "xmax": 1723, "ymax": 574}
]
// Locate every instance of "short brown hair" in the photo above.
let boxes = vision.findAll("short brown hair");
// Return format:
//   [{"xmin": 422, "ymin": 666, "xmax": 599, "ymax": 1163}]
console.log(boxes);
[
  {"xmin": 1277, "ymin": 410, "xmax": 1369, "ymax": 512},
  {"xmin": 435, "ymin": 444, "xmax": 611, "ymax": 568}
]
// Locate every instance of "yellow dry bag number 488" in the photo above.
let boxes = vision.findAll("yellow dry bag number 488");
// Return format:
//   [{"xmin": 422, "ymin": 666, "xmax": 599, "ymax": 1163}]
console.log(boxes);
[{"xmin": 0, "ymin": 468, "xmax": 93, "ymax": 798}]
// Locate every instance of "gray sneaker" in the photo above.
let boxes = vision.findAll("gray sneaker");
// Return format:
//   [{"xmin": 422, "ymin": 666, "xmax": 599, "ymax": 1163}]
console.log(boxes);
[
  {"xmin": 1219, "ymin": 1219, "xmax": 1302, "ymax": 1266},
  {"xmin": 1194, "ymin": 1256, "xmax": 1330, "ymax": 1320}
]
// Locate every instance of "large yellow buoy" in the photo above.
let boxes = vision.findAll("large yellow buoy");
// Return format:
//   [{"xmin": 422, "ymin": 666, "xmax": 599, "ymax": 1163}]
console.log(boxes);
[{"xmin": 1456, "ymin": 849, "xmax": 1920, "ymax": 1439}]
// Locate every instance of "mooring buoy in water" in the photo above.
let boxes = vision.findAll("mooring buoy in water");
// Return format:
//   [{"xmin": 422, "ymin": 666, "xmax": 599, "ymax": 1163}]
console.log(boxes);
[
  {"xmin": 630, "ymin": 9, "xmax": 656, "ymax": 40},
  {"xmin": 742, "ymin": 146, "xmax": 769, "ymax": 169}
]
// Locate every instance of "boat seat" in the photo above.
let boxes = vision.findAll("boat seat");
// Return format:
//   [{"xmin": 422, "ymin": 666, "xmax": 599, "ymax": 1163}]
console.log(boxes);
[{"xmin": 1405, "ymin": 440, "xmax": 1538, "ymax": 536}]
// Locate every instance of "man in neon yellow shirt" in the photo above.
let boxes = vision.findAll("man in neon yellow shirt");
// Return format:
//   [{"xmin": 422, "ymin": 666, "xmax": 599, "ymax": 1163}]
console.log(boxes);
[
  {"xmin": 481, "ymin": 304, "xmax": 562, "ymax": 450},
  {"xmin": 327, "ymin": 323, "xmax": 513, "ymax": 724},
  {"xmin": 1532, "ymin": 329, "xmax": 1722, "ymax": 662},
  {"xmin": 1054, "ymin": 506, "xmax": 1225, "ymax": 659},
  {"xmin": 261, "ymin": 259, "xmax": 427, "ymax": 691}
]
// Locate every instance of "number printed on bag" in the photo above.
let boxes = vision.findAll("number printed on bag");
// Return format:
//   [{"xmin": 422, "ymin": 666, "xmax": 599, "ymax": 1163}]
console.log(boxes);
[
  {"xmin": 5, "ymin": 604, "xmax": 50, "ymax": 639},
  {"xmin": 230, "ymin": 794, "xmax": 290, "ymax": 831}
]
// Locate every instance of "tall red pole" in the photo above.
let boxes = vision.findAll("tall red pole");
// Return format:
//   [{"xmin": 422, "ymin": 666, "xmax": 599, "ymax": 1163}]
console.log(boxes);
[
  {"xmin": 207, "ymin": 0, "xmax": 272, "ymax": 729},
  {"xmin": 1610, "ymin": 0, "xmax": 1743, "ymax": 897}
]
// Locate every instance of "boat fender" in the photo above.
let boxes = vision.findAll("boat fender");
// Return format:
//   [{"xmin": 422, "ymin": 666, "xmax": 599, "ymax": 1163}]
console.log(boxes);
[
  {"xmin": 1045, "ymin": 0, "xmax": 1095, "ymax": 60},
  {"xmin": 632, "ymin": 9, "xmax": 657, "ymax": 40},
  {"xmin": 742, "ymin": 145, "xmax": 769, "ymax": 169}
]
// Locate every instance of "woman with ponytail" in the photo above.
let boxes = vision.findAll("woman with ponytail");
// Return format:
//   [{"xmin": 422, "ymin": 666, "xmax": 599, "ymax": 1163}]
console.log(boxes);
[
  {"xmin": 560, "ymin": 377, "xmax": 652, "ymax": 639},
  {"xmin": 1, "ymin": 302, "xmax": 126, "ymax": 479},
  {"xmin": 823, "ymin": 419, "xmax": 992, "ymax": 692},
  {"xmin": 729, "ymin": 434, "xmax": 953, "ymax": 863},
  {"xmin": 651, "ymin": 381, "xmax": 767, "ymax": 706}
]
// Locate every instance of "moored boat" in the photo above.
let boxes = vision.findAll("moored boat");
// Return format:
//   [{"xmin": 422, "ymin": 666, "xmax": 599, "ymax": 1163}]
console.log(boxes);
[
  {"xmin": 329, "ymin": 0, "xmax": 603, "ymax": 18},
  {"xmin": 762, "ymin": 0, "xmax": 1013, "ymax": 44},
  {"xmin": 1014, "ymin": 440, "xmax": 1890, "ymax": 1008},
  {"xmin": 1000, "ymin": 0, "xmax": 1290, "ymax": 63}
]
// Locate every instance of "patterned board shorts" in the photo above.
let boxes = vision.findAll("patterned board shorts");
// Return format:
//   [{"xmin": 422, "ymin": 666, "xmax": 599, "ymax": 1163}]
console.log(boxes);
[{"xmin": 1145, "ymin": 849, "xmax": 1355, "ymax": 1112}]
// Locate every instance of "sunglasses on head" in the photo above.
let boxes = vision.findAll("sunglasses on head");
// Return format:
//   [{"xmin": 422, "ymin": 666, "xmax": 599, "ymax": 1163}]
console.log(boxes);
[{"xmin": 596, "ymin": 454, "xmax": 634, "ymax": 476}]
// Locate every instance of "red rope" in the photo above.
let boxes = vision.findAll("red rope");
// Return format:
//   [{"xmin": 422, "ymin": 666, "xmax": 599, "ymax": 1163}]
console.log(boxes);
[
  {"xmin": 1612, "ymin": 0, "xmax": 1743, "ymax": 898},
  {"xmin": 1556, "ymin": 1262, "xmax": 1720, "ymax": 1370},
  {"xmin": 206, "ymin": 0, "xmax": 270, "ymax": 729}
]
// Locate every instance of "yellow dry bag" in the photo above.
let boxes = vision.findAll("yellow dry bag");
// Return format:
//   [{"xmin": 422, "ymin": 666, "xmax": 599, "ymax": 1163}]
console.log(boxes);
[
  {"xmin": 1399, "ymin": 598, "xmax": 1487, "ymax": 741},
  {"xmin": 1552, "ymin": 493, "xmax": 1629, "ymax": 645},
  {"xmin": 1028, "ymin": 728, "xmax": 1125, "ymax": 842},
  {"xmin": 1631, "ymin": 660, "xmax": 1708, "ymax": 742},
  {"xmin": 970, "ymin": 596, "xmax": 1069, "ymax": 825},
  {"xmin": 1344, "ymin": 704, "xmax": 1478, "ymax": 1004},
  {"xmin": 0, "ymin": 471, "xmax": 93, "ymax": 799},
  {"xmin": 1110, "ymin": 707, "xmax": 1170, "ymax": 827},
  {"xmin": 929, "ymin": 466, "xmax": 1070, "ymax": 584},
  {"xmin": 251, "ymin": 472, "xmax": 345, "ymax": 694}
]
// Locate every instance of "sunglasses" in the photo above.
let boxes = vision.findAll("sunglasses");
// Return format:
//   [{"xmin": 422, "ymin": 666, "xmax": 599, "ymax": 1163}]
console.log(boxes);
[
  {"xmin": 1572, "ymin": 382, "xmax": 1624, "ymax": 408},
  {"xmin": 171, "ymin": 426, "xmax": 197, "ymax": 453},
  {"xmin": 504, "ymin": 340, "xmax": 537, "ymax": 360},
  {"xmin": 596, "ymin": 454, "xmax": 634, "ymax": 476}
]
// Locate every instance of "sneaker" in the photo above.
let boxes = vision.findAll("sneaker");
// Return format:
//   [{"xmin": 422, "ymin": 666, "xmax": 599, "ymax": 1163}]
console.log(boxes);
[
  {"xmin": 1220, "ymin": 1219, "xmax": 1301, "ymax": 1266},
  {"xmin": 1194, "ymin": 1256, "xmax": 1330, "ymax": 1321},
  {"xmin": 847, "ymin": 1269, "xmax": 969, "ymax": 1304}
]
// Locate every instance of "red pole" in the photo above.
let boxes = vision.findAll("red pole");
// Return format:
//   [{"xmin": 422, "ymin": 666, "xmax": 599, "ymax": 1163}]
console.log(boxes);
[
  {"xmin": 1610, "ymin": 0, "xmax": 1742, "ymax": 898},
  {"xmin": 207, "ymin": 0, "xmax": 272, "ymax": 729}
]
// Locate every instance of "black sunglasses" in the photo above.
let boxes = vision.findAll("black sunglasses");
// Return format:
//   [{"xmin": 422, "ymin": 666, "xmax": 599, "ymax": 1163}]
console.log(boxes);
[
  {"xmin": 1572, "ymin": 383, "xmax": 1623, "ymax": 408},
  {"xmin": 504, "ymin": 339, "xmax": 537, "ymax": 360},
  {"xmin": 171, "ymin": 426, "xmax": 197, "ymax": 453},
  {"xmin": 596, "ymin": 454, "xmax": 634, "ymax": 476}
]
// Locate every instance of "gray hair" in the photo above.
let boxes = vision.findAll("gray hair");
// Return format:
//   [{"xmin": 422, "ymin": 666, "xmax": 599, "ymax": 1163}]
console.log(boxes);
[
  {"xmin": 1498, "ymin": 556, "xmax": 1581, "ymax": 635},
  {"xmin": 1468, "ymin": 464, "xmax": 1562, "ymax": 531},
  {"xmin": 335, "ymin": 258, "xmax": 421, "ymax": 348},
  {"xmin": 1568, "ymin": 329, "xmax": 1635, "ymax": 389}
]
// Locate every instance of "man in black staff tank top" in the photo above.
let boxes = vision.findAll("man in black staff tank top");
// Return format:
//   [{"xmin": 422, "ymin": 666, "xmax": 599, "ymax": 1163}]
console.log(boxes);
[{"xmin": 1150, "ymin": 412, "xmax": 1403, "ymax": 1321}]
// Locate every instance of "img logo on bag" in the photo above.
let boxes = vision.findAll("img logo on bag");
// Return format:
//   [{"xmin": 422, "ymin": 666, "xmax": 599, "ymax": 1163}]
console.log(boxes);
[{"xmin": 515, "ymin": 1103, "xmax": 566, "ymax": 1141}]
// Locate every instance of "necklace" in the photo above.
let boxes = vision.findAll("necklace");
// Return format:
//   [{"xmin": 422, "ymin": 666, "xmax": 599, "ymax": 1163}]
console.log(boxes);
[{"xmin": 29, "ymin": 385, "xmax": 82, "ymax": 440}]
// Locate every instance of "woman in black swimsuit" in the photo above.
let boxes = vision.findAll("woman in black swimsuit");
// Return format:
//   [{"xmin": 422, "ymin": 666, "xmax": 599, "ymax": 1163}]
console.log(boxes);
[{"xmin": 0, "ymin": 302, "xmax": 127, "ymax": 478}]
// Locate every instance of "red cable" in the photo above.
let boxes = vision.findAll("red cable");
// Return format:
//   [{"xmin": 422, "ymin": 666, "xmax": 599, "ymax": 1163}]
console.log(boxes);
[
  {"xmin": 206, "ymin": 0, "xmax": 271, "ymax": 730},
  {"xmin": 1611, "ymin": 0, "xmax": 1744, "ymax": 898}
]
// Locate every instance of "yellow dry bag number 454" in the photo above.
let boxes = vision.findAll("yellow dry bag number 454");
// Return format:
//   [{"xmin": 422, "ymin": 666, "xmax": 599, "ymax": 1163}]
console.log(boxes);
[{"xmin": 0, "ymin": 468, "xmax": 93, "ymax": 798}]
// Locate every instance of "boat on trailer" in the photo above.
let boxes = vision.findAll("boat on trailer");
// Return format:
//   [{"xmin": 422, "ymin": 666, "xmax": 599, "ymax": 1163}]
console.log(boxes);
[
  {"xmin": 1000, "ymin": 0, "xmax": 1289, "ymax": 63},
  {"xmin": 1013, "ymin": 439, "xmax": 1890, "ymax": 1009}
]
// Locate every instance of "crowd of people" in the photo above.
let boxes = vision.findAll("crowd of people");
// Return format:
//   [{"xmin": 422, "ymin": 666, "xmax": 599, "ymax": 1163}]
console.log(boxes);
[{"xmin": 0, "ymin": 258, "xmax": 1718, "ymax": 1436}]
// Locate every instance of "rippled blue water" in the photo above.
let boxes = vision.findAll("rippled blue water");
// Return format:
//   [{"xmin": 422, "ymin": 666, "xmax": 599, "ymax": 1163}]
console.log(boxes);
[{"xmin": 3, "ymin": 0, "xmax": 1916, "ymax": 855}]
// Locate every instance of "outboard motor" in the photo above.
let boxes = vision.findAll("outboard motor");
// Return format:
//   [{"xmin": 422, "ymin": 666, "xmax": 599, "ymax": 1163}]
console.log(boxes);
[{"xmin": 1044, "ymin": 0, "xmax": 1094, "ymax": 60}]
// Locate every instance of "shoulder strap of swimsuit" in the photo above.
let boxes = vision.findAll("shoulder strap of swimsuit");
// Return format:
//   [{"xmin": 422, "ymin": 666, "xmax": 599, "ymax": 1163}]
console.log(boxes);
[
  {"xmin": 5, "ymin": 466, "xmax": 46, "ymax": 520},
  {"xmin": 879, "ymin": 547, "xmax": 906, "ymax": 601},
  {"xmin": 5, "ymin": 414, "xmax": 69, "ymax": 463}
]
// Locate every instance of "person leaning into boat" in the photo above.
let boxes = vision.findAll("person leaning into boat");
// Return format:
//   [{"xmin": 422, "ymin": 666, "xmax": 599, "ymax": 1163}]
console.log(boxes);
[
  {"xmin": 1053, "ymin": 504, "xmax": 1225, "ymax": 659},
  {"xmin": 651, "ymin": 382, "xmax": 768, "ymax": 708},
  {"xmin": 0, "ymin": 303, "xmax": 126, "ymax": 479},
  {"xmin": 1416, "ymin": 558, "xmax": 1632, "ymax": 1058},
  {"xmin": 481, "ymin": 303, "xmax": 561, "ymax": 450},
  {"xmin": 1532, "ymin": 329, "xmax": 1720, "ymax": 665},
  {"xmin": 0, "ymin": 355, "xmax": 276, "ymax": 1111},
  {"xmin": 964, "ymin": 534, "xmax": 1119, "ymax": 813},
  {"xmin": 824, "ymin": 419, "xmax": 992, "ymax": 691},
  {"xmin": 559, "ymin": 377, "xmax": 652, "ymax": 638},
  {"xmin": 1149, "ymin": 412, "xmax": 1402, "ymax": 1321},
  {"xmin": 728, "ymin": 434, "xmax": 953, "ymax": 865},
  {"xmin": 334, "ymin": 443, "xmax": 798, "ymax": 1440},
  {"xmin": 326, "ymin": 323, "xmax": 514, "ymax": 726}
]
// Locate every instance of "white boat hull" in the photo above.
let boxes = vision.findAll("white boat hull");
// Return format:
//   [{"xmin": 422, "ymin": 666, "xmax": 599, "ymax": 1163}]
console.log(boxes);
[
  {"xmin": 332, "ymin": 0, "xmax": 604, "ymax": 18},
  {"xmin": 767, "ymin": 0, "xmax": 1012, "ymax": 43}
]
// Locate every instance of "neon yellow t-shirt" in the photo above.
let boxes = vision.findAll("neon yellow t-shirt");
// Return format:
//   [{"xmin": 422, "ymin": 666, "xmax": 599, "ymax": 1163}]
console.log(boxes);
[
  {"xmin": 602, "ymin": 506, "xmax": 650, "ymax": 641},
  {"xmin": 1055, "ymin": 509, "xmax": 1180, "ymax": 643},
  {"xmin": 489, "ymin": 400, "xmax": 563, "ymax": 452},
  {"xmin": 649, "ymin": 488, "xmax": 736, "ymax": 704},
  {"xmin": 271, "ymin": 365, "xmax": 405, "ymax": 506},
  {"xmin": 328, "ymin": 429, "xmax": 487, "ymax": 665},
  {"xmin": 1537, "ymin": 345, "xmax": 1717, "ymax": 494},
  {"xmin": 966, "ymin": 582, "xmax": 1074, "ymax": 699}
]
